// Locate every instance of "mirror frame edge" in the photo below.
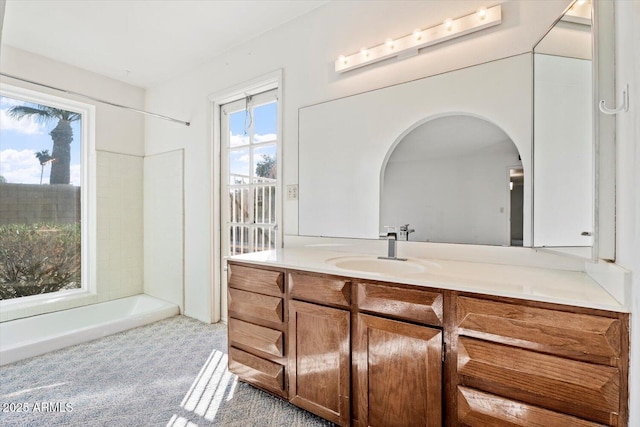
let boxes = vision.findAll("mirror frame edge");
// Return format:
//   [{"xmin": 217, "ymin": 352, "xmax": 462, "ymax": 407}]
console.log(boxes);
[
  {"xmin": 592, "ymin": 0, "xmax": 616, "ymax": 262},
  {"xmin": 532, "ymin": 0, "xmax": 615, "ymax": 262}
]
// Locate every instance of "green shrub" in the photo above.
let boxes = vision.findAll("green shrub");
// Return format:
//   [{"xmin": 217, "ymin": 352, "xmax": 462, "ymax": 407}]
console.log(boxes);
[{"xmin": 0, "ymin": 223, "xmax": 81, "ymax": 300}]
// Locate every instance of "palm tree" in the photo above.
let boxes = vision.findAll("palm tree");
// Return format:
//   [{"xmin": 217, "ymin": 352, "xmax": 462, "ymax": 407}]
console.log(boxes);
[
  {"xmin": 8, "ymin": 105, "xmax": 80, "ymax": 184},
  {"xmin": 35, "ymin": 149, "xmax": 54, "ymax": 185}
]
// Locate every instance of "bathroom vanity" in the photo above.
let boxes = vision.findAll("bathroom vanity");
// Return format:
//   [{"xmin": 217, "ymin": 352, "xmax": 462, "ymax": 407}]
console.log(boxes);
[
  {"xmin": 226, "ymin": 248, "xmax": 629, "ymax": 427},
  {"xmin": 224, "ymin": 2, "xmax": 626, "ymax": 425}
]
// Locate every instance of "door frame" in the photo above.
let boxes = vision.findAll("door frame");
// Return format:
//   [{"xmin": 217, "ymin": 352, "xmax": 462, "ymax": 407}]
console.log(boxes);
[
  {"xmin": 209, "ymin": 69, "xmax": 283, "ymax": 323},
  {"xmin": 508, "ymin": 165, "xmax": 524, "ymax": 246}
]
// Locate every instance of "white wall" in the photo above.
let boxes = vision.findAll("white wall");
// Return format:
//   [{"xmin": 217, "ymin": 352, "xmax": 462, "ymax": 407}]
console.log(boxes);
[
  {"xmin": 0, "ymin": 45, "xmax": 145, "ymax": 319},
  {"xmin": 614, "ymin": 1, "xmax": 640, "ymax": 424},
  {"xmin": 145, "ymin": 0, "xmax": 571, "ymax": 323}
]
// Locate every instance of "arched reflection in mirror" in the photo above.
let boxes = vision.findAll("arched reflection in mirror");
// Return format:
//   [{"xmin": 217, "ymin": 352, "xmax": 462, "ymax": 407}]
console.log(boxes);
[{"xmin": 380, "ymin": 115, "xmax": 523, "ymax": 246}]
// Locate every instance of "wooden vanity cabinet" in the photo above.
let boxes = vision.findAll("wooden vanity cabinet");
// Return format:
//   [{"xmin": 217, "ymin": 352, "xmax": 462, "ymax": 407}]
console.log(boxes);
[
  {"xmin": 227, "ymin": 262, "xmax": 288, "ymax": 398},
  {"xmin": 227, "ymin": 261, "xmax": 630, "ymax": 427}
]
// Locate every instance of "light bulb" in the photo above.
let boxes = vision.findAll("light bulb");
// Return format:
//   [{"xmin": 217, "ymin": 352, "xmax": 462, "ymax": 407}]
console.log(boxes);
[
  {"xmin": 477, "ymin": 7, "xmax": 487, "ymax": 20},
  {"xmin": 338, "ymin": 55, "xmax": 347, "ymax": 65},
  {"xmin": 413, "ymin": 29, "xmax": 422, "ymax": 41},
  {"xmin": 444, "ymin": 18, "xmax": 453, "ymax": 31},
  {"xmin": 386, "ymin": 38, "xmax": 395, "ymax": 49},
  {"xmin": 360, "ymin": 47, "xmax": 369, "ymax": 57}
]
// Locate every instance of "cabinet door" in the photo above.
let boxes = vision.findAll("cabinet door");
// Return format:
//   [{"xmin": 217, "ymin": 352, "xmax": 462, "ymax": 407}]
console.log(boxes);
[
  {"xmin": 288, "ymin": 300, "xmax": 351, "ymax": 426},
  {"xmin": 354, "ymin": 313, "xmax": 442, "ymax": 427}
]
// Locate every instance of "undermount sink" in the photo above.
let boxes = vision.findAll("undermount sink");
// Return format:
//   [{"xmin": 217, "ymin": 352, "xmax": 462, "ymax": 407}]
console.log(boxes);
[{"xmin": 325, "ymin": 256, "xmax": 433, "ymax": 275}]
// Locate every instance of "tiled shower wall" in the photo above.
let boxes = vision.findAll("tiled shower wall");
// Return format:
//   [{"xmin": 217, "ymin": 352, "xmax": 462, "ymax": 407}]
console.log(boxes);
[{"xmin": 96, "ymin": 150, "xmax": 144, "ymax": 302}]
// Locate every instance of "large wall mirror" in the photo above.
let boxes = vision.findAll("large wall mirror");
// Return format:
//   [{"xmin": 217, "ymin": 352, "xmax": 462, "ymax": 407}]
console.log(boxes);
[
  {"xmin": 299, "ymin": 54, "xmax": 532, "ymax": 245},
  {"xmin": 299, "ymin": 0, "xmax": 612, "ymax": 257}
]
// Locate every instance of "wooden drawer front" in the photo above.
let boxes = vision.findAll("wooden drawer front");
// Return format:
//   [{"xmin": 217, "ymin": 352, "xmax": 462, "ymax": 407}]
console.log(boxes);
[
  {"xmin": 457, "ymin": 296, "xmax": 621, "ymax": 365},
  {"xmin": 457, "ymin": 386, "xmax": 605, "ymax": 427},
  {"xmin": 229, "ymin": 288, "xmax": 283, "ymax": 324},
  {"xmin": 458, "ymin": 337, "xmax": 620, "ymax": 426},
  {"xmin": 229, "ymin": 318, "xmax": 284, "ymax": 358},
  {"xmin": 356, "ymin": 282, "xmax": 443, "ymax": 326},
  {"xmin": 289, "ymin": 271, "xmax": 350, "ymax": 308},
  {"xmin": 228, "ymin": 263, "xmax": 284, "ymax": 296},
  {"xmin": 229, "ymin": 347, "xmax": 286, "ymax": 397}
]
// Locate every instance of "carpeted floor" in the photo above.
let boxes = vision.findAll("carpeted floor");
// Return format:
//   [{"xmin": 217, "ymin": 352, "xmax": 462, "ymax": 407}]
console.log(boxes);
[{"xmin": 0, "ymin": 315, "xmax": 335, "ymax": 426}]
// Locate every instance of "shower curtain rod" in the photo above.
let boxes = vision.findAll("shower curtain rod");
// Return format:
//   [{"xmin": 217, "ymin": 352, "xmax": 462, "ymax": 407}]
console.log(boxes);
[{"xmin": 0, "ymin": 72, "xmax": 191, "ymax": 126}]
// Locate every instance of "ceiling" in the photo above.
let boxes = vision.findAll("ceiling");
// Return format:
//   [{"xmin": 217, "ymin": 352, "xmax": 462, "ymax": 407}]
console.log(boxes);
[{"xmin": 1, "ymin": 0, "xmax": 327, "ymax": 88}]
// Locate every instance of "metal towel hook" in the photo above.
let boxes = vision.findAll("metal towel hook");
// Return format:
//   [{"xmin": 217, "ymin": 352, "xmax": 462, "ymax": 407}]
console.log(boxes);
[{"xmin": 599, "ymin": 83, "xmax": 630, "ymax": 115}]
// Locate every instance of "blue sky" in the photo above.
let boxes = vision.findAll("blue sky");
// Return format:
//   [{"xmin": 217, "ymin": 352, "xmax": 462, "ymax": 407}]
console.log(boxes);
[
  {"xmin": 228, "ymin": 101, "xmax": 277, "ymax": 181},
  {"xmin": 0, "ymin": 95, "xmax": 82, "ymax": 185},
  {"xmin": 1, "ymin": 97, "xmax": 276, "ymax": 186}
]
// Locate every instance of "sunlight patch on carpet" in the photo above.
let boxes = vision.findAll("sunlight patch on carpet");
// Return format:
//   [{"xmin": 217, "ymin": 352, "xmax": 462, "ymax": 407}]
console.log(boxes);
[{"xmin": 168, "ymin": 349, "xmax": 238, "ymax": 425}]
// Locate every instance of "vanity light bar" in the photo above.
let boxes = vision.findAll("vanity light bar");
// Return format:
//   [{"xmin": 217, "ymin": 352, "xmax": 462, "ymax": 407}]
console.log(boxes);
[{"xmin": 335, "ymin": 5, "xmax": 502, "ymax": 73}]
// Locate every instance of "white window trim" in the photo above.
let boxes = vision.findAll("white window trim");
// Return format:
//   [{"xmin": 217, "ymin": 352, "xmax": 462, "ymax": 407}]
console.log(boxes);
[
  {"xmin": 0, "ymin": 84, "xmax": 97, "ymax": 314},
  {"xmin": 222, "ymin": 90, "xmax": 279, "ymax": 255}
]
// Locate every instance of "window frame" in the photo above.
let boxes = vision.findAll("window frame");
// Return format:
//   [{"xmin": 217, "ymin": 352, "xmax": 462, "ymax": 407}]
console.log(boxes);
[
  {"xmin": 222, "ymin": 90, "xmax": 280, "ymax": 256},
  {"xmin": 0, "ymin": 83, "xmax": 97, "ymax": 309}
]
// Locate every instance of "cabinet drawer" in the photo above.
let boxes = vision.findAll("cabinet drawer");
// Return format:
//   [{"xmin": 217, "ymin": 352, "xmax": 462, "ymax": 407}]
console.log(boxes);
[
  {"xmin": 457, "ymin": 296, "xmax": 621, "ymax": 365},
  {"xmin": 289, "ymin": 271, "xmax": 350, "ymax": 308},
  {"xmin": 229, "ymin": 288, "xmax": 284, "ymax": 324},
  {"xmin": 229, "ymin": 318, "xmax": 284, "ymax": 358},
  {"xmin": 228, "ymin": 263, "xmax": 284, "ymax": 296},
  {"xmin": 458, "ymin": 337, "xmax": 620, "ymax": 426},
  {"xmin": 229, "ymin": 347, "xmax": 286, "ymax": 397},
  {"xmin": 457, "ymin": 386, "xmax": 605, "ymax": 427},
  {"xmin": 356, "ymin": 282, "xmax": 443, "ymax": 326}
]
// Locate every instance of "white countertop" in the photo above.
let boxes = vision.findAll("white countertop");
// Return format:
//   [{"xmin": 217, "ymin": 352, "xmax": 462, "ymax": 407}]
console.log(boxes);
[{"xmin": 229, "ymin": 247, "xmax": 628, "ymax": 313}]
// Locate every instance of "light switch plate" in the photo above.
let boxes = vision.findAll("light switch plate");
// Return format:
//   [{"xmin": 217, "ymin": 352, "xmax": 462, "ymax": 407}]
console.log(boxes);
[{"xmin": 287, "ymin": 184, "xmax": 298, "ymax": 200}]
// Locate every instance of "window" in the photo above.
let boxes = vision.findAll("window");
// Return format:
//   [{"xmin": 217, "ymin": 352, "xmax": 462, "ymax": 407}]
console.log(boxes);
[
  {"xmin": 0, "ymin": 84, "xmax": 95, "ymax": 303},
  {"xmin": 221, "ymin": 89, "xmax": 279, "ymax": 256}
]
